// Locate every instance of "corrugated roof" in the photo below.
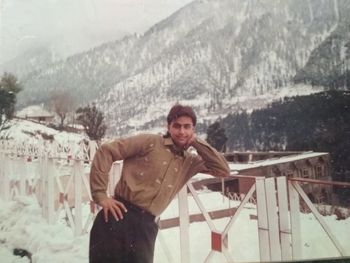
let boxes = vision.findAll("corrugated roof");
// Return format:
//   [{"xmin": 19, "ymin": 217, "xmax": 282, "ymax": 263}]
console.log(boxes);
[{"xmin": 229, "ymin": 151, "xmax": 328, "ymax": 172}]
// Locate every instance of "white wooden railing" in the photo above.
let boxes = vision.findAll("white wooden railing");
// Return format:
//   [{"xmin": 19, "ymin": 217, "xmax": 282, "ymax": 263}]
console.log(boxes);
[
  {"xmin": 0, "ymin": 139, "xmax": 349, "ymax": 262},
  {"xmin": 177, "ymin": 175, "xmax": 350, "ymax": 262},
  {"xmin": 0, "ymin": 139, "xmax": 104, "ymax": 236}
]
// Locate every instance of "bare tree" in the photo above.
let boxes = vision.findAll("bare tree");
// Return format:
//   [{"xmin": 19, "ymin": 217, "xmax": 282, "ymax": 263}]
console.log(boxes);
[{"xmin": 51, "ymin": 91, "xmax": 75, "ymax": 130}]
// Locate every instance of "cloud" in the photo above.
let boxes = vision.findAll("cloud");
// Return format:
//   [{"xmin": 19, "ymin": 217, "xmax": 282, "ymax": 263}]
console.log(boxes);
[{"xmin": 0, "ymin": 0, "xmax": 192, "ymax": 63}]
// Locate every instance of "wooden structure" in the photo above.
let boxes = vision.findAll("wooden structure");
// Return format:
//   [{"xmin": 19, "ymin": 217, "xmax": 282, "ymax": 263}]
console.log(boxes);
[
  {"xmin": 177, "ymin": 176, "xmax": 349, "ymax": 263},
  {"xmin": 201, "ymin": 151, "xmax": 332, "ymax": 204},
  {"xmin": 16, "ymin": 105, "xmax": 54, "ymax": 123}
]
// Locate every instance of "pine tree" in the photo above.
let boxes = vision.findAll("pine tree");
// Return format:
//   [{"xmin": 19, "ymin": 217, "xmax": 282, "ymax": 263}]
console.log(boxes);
[
  {"xmin": 0, "ymin": 73, "xmax": 22, "ymax": 127},
  {"xmin": 206, "ymin": 121, "xmax": 227, "ymax": 152}
]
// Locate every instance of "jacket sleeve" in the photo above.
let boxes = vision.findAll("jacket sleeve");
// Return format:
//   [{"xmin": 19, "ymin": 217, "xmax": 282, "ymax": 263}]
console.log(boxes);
[
  {"xmin": 189, "ymin": 137, "xmax": 230, "ymax": 178},
  {"xmin": 90, "ymin": 134, "xmax": 153, "ymax": 203}
]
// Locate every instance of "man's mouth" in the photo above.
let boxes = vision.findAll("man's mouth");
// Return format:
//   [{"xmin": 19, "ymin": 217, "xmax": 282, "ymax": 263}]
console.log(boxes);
[{"xmin": 177, "ymin": 137, "xmax": 187, "ymax": 142}]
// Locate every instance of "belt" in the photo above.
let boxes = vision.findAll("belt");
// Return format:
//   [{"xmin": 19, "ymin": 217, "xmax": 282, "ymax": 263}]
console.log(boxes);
[{"xmin": 115, "ymin": 195, "xmax": 156, "ymax": 222}]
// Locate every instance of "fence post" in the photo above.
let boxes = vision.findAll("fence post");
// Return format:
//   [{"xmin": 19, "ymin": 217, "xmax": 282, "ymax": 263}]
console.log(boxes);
[
  {"xmin": 288, "ymin": 180, "xmax": 302, "ymax": 260},
  {"xmin": 42, "ymin": 156, "xmax": 55, "ymax": 224},
  {"xmin": 178, "ymin": 186, "xmax": 190, "ymax": 263},
  {"xmin": 256, "ymin": 177, "xmax": 271, "ymax": 262},
  {"xmin": 89, "ymin": 140, "xmax": 97, "ymax": 162},
  {"xmin": 265, "ymin": 177, "xmax": 282, "ymax": 261},
  {"xmin": 276, "ymin": 176, "xmax": 292, "ymax": 261},
  {"xmin": 19, "ymin": 157, "xmax": 27, "ymax": 195},
  {"xmin": 0, "ymin": 151, "xmax": 3, "ymax": 200},
  {"xmin": 0, "ymin": 152, "xmax": 11, "ymax": 201},
  {"xmin": 74, "ymin": 159, "xmax": 83, "ymax": 236},
  {"xmin": 41, "ymin": 155, "xmax": 48, "ymax": 221}
]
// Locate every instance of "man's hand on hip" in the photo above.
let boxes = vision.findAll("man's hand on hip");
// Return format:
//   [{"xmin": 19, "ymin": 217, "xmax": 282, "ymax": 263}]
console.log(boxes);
[{"xmin": 98, "ymin": 198, "xmax": 128, "ymax": 222}]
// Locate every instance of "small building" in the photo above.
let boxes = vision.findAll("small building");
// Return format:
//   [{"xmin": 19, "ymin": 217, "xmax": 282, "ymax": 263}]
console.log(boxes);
[
  {"xmin": 226, "ymin": 151, "xmax": 331, "ymax": 204},
  {"xmin": 16, "ymin": 105, "xmax": 54, "ymax": 123}
]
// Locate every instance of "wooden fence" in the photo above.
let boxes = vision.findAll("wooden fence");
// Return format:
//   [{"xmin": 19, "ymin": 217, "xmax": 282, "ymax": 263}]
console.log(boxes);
[{"xmin": 0, "ymin": 139, "xmax": 102, "ymax": 236}]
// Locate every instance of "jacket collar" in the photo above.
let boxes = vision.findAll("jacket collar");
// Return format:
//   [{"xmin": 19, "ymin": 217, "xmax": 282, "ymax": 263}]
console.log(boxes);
[
  {"xmin": 164, "ymin": 136, "xmax": 174, "ymax": 146},
  {"xmin": 163, "ymin": 136, "xmax": 185, "ymax": 157}
]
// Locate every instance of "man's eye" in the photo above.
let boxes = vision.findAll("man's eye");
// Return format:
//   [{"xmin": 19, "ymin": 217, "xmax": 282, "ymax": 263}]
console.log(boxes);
[{"xmin": 172, "ymin": 123, "xmax": 192, "ymax": 129}]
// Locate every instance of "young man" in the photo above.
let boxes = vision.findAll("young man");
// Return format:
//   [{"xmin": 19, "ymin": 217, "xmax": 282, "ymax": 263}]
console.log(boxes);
[{"xmin": 89, "ymin": 104, "xmax": 230, "ymax": 263}]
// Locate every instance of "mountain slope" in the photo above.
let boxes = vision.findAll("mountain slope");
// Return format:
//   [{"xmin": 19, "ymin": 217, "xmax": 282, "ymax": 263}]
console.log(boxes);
[
  {"xmin": 294, "ymin": 22, "xmax": 350, "ymax": 88},
  {"xmin": 16, "ymin": 0, "xmax": 350, "ymax": 135}
]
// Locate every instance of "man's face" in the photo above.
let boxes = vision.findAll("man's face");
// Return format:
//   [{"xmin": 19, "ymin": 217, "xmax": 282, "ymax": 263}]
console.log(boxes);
[{"xmin": 167, "ymin": 116, "xmax": 195, "ymax": 148}]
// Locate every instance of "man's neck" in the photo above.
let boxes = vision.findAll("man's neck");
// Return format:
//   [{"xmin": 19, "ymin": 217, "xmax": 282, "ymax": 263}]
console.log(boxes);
[{"xmin": 172, "ymin": 144, "xmax": 185, "ymax": 156}]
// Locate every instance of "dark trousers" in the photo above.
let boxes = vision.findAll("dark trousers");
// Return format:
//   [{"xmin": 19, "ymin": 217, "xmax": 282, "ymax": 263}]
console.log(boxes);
[{"xmin": 89, "ymin": 197, "xmax": 158, "ymax": 263}]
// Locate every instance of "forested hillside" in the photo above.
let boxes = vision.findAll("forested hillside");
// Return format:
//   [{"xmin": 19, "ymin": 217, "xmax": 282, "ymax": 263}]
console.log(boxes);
[
  {"xmin": 221, "ymin": 90, "xmax": 350, "ymax": 202},
  {"xmin": 294, "ymin": 21, "xmax": 350, "ymax": 89}
]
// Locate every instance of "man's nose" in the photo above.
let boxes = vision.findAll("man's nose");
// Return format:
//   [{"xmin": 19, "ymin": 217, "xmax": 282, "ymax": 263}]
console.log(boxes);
[{"xmin": 179, "ymin": 126, "xmax": 185, "ymax": 134}]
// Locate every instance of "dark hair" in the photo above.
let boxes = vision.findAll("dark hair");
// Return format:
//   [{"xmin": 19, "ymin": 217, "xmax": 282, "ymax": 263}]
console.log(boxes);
[{"xmin": 166, "ymin": 104, "xmax": 197, "ymax": 126}]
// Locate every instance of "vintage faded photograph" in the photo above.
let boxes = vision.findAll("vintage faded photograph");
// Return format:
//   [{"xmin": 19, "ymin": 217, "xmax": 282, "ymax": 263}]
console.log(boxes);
[{"xmin": 0, "ymin": 0, "xmax": 349, "ymax": 262}]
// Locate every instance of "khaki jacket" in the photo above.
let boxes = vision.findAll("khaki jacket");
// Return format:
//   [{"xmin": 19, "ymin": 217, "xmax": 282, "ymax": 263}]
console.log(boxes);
[{"xmin": 90, "ymin": 134, "xmax": 230, "ymax": 216}]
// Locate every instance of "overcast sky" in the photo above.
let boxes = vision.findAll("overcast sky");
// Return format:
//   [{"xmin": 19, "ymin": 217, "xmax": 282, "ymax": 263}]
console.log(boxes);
[{"xmin": 0, "ymin": 0, "xmax": 193, "ymax": 63}]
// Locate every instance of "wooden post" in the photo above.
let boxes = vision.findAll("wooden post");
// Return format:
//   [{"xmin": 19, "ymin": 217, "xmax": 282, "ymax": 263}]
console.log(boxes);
[
  {"xmin": 41, "ymin": 155, "xmax": 47, "ymax": 220},
  {"xmin": 41, "ymin": 156, "xmax": 55, "ymax": 224},
  {"xmin": 47, "ymin": 157, "xmax": 55, "ymax": 224},
  {"xmin": 74, "ymin": 159, "xmax": 83, "ymax": 236},
  {"xmin": 89, "ymin": 140, "xmax": 97, "ymax": 162},
  {"xmin": 256, "ymin": 177, "xmax": 270, "ymax": 262},
  {"xmin": 0, "ymin": 152, "xmax": 11, "ymax": 200},
  {"xmin": 265, "ymin": 177, "xmax": 282, "ymax": 261},
  {"xmin": 0, "ymin": 152, "xmax": 3, "ymax": 200},
  {"xmin": 19, "ymin": 157, "xmax": 27, "ymax": 195},
  {"xmin": 288, "ymin": 180, "xmax": 302, "ymax": 260},
  {"xmin": 276, "ymin": 176, "xmax": 292, "ymax": 261},
  {"xmin": 178, "ymin": 186, "xmax": 190, "ymax": 263}
]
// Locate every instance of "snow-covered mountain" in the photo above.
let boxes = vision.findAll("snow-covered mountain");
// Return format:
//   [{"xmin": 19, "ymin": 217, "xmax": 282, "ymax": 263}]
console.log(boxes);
[
  {"xmin": 15, "ymin": 0, "xmax": 350, "ymax": 135},
  {"xmin": 0, "ymin": 47, "xmax": 59, "ymax": 78}
]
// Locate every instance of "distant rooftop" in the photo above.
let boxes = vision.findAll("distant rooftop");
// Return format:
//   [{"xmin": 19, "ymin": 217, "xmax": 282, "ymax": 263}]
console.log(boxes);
[
  {"xmin": 228, "ymin": 151, "xmax": 329, "ymax": 173},
  {"xmin": 16, "ymin": 105, "xmax": 54, "ymax": 119}
]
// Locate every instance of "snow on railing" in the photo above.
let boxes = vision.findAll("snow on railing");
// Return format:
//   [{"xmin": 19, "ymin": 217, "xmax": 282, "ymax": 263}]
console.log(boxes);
[
  {"xmin": 0, "ymin": 139, "xmax": 101, "ymax": 236},
  {"xmin": 0, "ymin": 138, "xmax": 98, "ymax": 162}
]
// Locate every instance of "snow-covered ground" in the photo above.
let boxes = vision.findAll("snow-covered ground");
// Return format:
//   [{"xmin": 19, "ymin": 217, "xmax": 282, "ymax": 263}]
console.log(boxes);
[
  {"xmin": 0, "ymin": 191, "xmax": 349, "ymax": 263},
  {"xmin": 0, "ymin": 119, "xmax": 87, "ymax": 146}
]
